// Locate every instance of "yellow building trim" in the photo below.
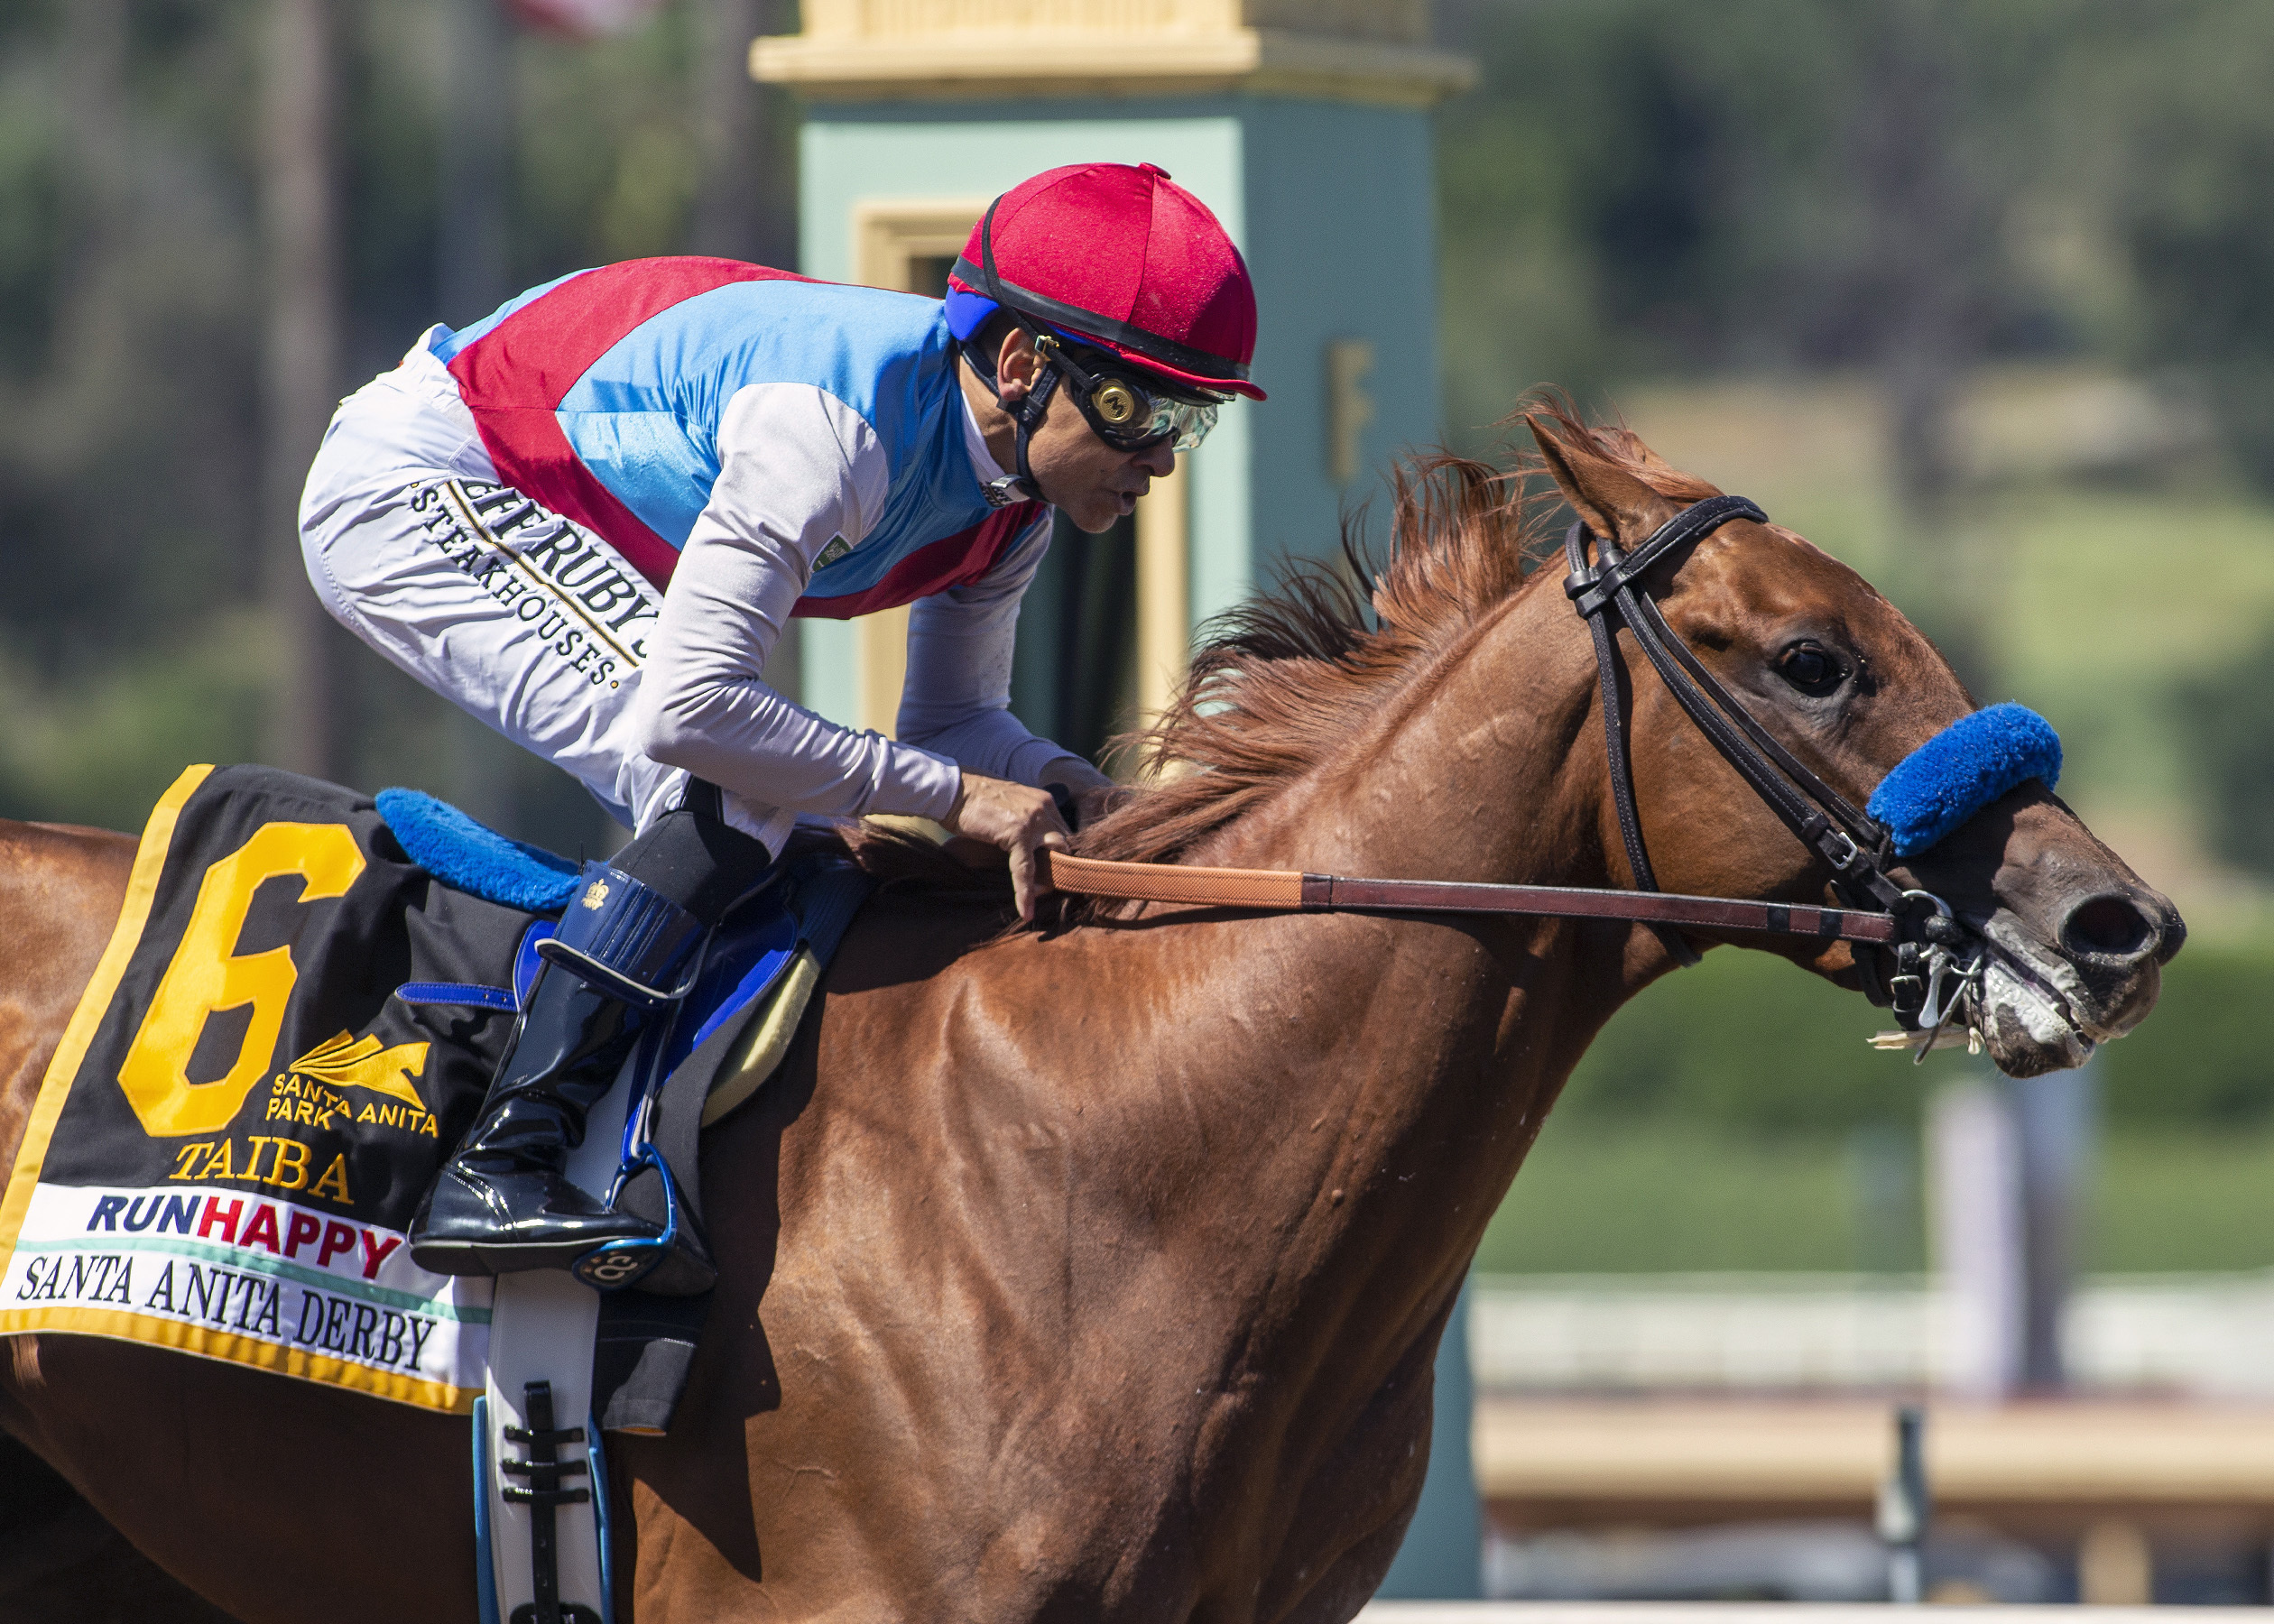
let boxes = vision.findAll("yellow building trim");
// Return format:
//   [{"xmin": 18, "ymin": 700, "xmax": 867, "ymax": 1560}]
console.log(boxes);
[
  {"xmin": 753, "ymin": 3, "xmax": 1474, "ymax": 107},
  {"xmin": 855, "ymin": 603, "xmax": 914, "ymax": 736},
  {"xmin": 1134, "ymin": 457, "xmax": 1189, "ymax": 732},
  {"xmin": 853, "ymin": 198, "xmax": 991, "ymax": 296},
  {"xmin": 790, "ymin": 0, "xmax": 1428, "ymax": 47}
]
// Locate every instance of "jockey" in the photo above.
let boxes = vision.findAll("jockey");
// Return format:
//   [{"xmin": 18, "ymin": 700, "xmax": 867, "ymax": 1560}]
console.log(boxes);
[{"xmin": 299, "ymin": 161, "xmax": 1265, "ymax": 1283}]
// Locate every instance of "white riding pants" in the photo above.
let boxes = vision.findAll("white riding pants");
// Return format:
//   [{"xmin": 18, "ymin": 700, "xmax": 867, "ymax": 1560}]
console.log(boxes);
[{"xmin": 300, "ymin": 336, "xmax": 703, "ymax": 835}]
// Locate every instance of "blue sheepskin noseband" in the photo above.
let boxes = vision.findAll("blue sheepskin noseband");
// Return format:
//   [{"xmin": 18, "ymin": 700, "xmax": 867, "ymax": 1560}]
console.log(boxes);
[{"xmin": 1865, "ymin": 703, "xmax": 2063, "ymax": 857}]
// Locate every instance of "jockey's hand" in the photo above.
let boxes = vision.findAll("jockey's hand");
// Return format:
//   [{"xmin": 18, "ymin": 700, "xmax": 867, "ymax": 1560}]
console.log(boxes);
[
  {"xmin": 944, "ymin": 771, "xmax": 1069, "ymax": 922},
  {"xmin": 1037, "ymin": 755, "xmax": 1127, "ymax": 834}
]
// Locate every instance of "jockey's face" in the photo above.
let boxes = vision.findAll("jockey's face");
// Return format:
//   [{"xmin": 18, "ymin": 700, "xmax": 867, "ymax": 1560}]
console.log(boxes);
[{"xmin": 975, "ymin": 329, "xmax": 1178, "ymax": 533}]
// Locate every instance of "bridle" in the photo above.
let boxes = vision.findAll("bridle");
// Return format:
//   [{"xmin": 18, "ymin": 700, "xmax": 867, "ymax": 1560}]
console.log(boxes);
[
  {"xmin": 1562, "ymin": 496, "xmax": 1898, "ymax": 963},
  {"xmin": 1040, "ymin": 494, "xmax": 1987, "ymax": 1043},
  {"xmin": 1556, "ymin": 495, "xmax": 1979, "ymax": 1038}
]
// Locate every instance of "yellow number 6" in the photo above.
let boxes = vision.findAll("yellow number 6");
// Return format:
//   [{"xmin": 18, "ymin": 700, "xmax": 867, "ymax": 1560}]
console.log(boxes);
[{"xmin": 116, "ymin": 822, "xmax": 367, "ymax": 1138}]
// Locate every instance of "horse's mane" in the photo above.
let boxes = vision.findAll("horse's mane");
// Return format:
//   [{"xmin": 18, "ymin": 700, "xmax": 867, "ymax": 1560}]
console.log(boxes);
[
  {"xmin": 1079, "ymin": 397, "xmax": 1720, "ymax": 865},
  {"xmin": 814, "ymin": 396, "xmax": 1724, "ymax": 911}
]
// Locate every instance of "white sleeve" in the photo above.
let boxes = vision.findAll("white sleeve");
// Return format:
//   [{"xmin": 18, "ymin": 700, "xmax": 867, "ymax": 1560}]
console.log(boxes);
[
  {"xmin": 895, "ymin": 512, "xmax": 1080, "ymax": 785},
  {"xmin": 633, "ymin": 382, "xmax": 964, "ymax": 821}
]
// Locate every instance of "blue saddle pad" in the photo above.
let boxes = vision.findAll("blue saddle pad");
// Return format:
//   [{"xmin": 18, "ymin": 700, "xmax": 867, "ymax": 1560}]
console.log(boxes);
[
  {"xmin": 657, "ymin": 858, "xmax": 874, "ymax": 1076},
  {"xmin": 663, "ymin": 900, "xmax": 800, "ymax": 1075}
]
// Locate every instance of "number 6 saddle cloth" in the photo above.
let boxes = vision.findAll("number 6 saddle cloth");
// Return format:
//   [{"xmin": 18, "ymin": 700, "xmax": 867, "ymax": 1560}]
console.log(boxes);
[
  {"xmin": 0, "ymin": 764, "xmax": 537, "ymax": 1411},
  {"xmin": 0, "ymin": 761, "xmax": 874, "ymax": 1433}
]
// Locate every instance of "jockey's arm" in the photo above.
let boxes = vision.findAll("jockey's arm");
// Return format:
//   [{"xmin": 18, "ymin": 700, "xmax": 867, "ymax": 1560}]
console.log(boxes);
[
  {"xmin": 896, "ymin": 522, "xmax": 1118, "ymax": 816},
  {"xmin": 633, "ymin": 385, "xmax": 966, "ymax": 832},
  {"xmin": 896, "ymin": 521, "xmax": 1124, "ymax": 917},
  {"xmin": 632, "ymin": 383, "xmax": 1098, "ymax": 918}
]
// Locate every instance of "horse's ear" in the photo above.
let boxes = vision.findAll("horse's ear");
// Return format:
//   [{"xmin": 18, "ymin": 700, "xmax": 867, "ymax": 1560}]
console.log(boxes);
[{"xmin": 1526, "ymin": 414, "xmax": 1680, "ymax": 543}]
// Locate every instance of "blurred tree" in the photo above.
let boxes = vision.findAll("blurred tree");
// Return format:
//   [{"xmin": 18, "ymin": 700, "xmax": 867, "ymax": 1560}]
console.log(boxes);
[
  {"xmin": 0, "ymin": 0, "xmax": 265, "ymax": 826},
  {"xmin": 261, "ymin": 0, "xmax": 350, "ymax": 783},
  {"xmin": 436, "ymin": 0, "xmax": 510, "ymax": 328},
  {"xmin": 0, "ymin": 0, "xmax": 790, "ymax": 848},
  {"xmin": 2177, "ymin": 632, "xmax": 2274, "ymax": 884},
  {"xmin": 2103, "ymin": 4, "xmax": 2274, "ymax": 489},
  {"xmin": 1435, "ymin": 0, "xmax": 2099, "ymax": 682},
  {"xmin": 689, "ymin": 0, "xmax": 790, "ymax": 266},
  {"xmin": 1438, "ymin": 0, "xmax": 2091, "ymax": 420},
  {"xmin": 1844, "ymin": 0, "xmax": 1994, "ymax": 519}
]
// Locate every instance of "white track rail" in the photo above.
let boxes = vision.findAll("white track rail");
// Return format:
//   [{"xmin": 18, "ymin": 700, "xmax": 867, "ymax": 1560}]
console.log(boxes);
[
  {"xmin": 1470, "ymin": 1273, "xmax": 2274, "ymax": 1397},
  {"xmin": 1359, "ymin": 1608, "xmax": 2263, "ymax": 1622}
]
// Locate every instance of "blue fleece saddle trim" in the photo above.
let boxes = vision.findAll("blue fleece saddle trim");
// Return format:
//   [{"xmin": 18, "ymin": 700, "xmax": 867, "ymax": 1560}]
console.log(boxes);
[
  {"xmin": 374, "ymin": 788, "xmax": 582, "ymax": 914},
  {"xmin": 1867, "ymin": 702, "xmax": 2063, "ymax": 857},
  {"xmin": 371, "ymin": 783, "xmax": 871, "ymax": 1090}
]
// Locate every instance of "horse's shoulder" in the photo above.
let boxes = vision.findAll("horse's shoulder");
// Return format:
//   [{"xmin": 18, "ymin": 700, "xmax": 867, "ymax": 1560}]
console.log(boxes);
[
  {"xmin": 825, "ymin": 884, "xmax": 1024, "ymax": 1008},
  {"xmin": 793, "ymin": 821, "xmax": 1024, "ymax": 979}
]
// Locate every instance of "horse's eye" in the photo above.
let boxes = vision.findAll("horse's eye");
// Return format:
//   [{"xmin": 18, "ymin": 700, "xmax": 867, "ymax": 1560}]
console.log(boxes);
[{"xmin": 1779, "ymin": 641, "xmax": 1844, "ymax": 697}]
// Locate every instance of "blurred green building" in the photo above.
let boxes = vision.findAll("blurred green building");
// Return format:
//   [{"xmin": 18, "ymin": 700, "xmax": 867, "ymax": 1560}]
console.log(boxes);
[{"xmin": 753, "ymin": 0, "xmax": 1480, "ymax": 1593}]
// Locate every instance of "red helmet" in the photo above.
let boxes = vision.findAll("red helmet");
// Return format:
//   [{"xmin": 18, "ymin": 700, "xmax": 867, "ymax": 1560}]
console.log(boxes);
[{"xmin": 947, "ymin": 162, "xmax": 1265, "ymax": 401}]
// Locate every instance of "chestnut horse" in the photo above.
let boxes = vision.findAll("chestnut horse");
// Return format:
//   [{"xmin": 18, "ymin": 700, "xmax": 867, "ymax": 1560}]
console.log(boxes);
[{"xmin": 0, "ymin": 411, "xmax": 2179, "ymax": 1623}]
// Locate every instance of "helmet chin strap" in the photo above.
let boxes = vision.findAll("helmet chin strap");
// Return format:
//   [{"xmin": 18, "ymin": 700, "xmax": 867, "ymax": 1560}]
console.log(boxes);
[{"xmin": 963, "ymin": 337, "xmax": 1060, "ymax": 507}]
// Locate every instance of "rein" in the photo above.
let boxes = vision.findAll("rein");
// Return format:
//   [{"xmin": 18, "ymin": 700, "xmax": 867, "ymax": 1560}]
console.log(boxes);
[
  {"xmin": 1039, "ymin": 852, "xmax": 1898, "ymax": 944},
  {"xmin": 1045, "ymin": 494, "xmax": 1993, "ymax": 1026}
]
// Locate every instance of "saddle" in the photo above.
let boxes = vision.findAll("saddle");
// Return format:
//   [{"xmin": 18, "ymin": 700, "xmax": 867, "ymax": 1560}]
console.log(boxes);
[
  {"xmin": 0, "ymin": 765, "xmax": 877, "ymax": 1624},
  {"xmin": 0, "ymin": 764, "xmax": 871, "ymax": 1407},
  {"xmin": 376, "ymin": 783, "xmax": 872, "ymax": 1302},
  {"xmin": 384, "ymin": 783, "xmax": 874, "ymax": 1624}
]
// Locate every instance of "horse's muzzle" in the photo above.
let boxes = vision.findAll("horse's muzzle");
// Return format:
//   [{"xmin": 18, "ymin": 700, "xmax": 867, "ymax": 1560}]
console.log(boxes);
[{"xmin": 1970, "ymin": 872, "xmax": 2184, "ymax": 1075}]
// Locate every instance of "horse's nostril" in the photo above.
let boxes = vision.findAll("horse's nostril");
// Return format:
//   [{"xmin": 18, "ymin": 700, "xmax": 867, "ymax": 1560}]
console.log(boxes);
[{"xmin": 2062, "ymin": 894, "xmax": 2156, "ymax": 959}]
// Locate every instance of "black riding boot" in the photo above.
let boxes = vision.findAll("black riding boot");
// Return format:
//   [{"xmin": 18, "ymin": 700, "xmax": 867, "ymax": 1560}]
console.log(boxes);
[{"xmin": 410, "ymin": 860, "xmax": 704, "ymax": 1278}]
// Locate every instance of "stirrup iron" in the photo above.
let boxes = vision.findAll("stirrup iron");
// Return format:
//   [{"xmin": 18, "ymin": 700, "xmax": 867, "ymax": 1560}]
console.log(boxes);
[{"xmin": 571, "ymin": 1146, "xmax": 682, "ymax": 1291}]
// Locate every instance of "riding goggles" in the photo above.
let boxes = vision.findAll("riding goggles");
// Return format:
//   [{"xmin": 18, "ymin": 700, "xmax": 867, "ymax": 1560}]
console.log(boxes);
[{"xmin": 1039, "ymin": 334, "xmax": 1223, "ymax": 454}]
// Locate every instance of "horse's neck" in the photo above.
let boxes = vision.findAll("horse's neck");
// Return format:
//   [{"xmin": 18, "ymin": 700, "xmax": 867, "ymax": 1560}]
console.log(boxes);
[
  {"xmin": 1197, "ymin": 590, "xmax": 1610, "ymax": 887},
  {"xmin": 0, "ymin": 821, "xmax": 134, "ymax": 1175},
  {"xmin": 1131, "ymin": 587, "xmax": 1647, "ymax": 1326}
]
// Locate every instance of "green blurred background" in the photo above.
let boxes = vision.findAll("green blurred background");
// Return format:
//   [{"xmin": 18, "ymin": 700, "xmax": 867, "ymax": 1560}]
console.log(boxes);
[{"xmin": 6, "ymin": 0, "xmax": 2274, "ymax": 1273}]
